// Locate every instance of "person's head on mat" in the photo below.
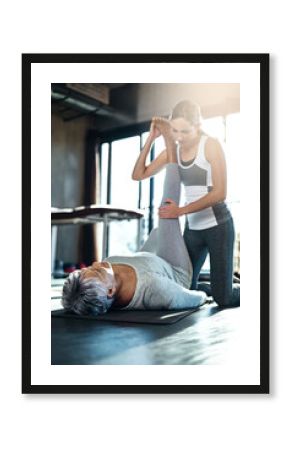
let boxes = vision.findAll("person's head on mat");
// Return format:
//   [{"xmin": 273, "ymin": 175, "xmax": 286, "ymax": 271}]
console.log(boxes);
[{"xmin": 62, "ymin": 262, "xmax": 117, "ymax": 315}]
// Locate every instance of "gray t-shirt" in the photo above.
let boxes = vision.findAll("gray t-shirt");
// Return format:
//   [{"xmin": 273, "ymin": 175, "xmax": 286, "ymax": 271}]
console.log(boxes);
[{"xmin": 105, "ymin": 252, "xmax": 206, "ymax": 310}]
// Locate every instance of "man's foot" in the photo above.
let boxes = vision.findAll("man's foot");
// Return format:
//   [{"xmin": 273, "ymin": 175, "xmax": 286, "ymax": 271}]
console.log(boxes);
[
  {"xmin": 152, "ymin": 117, "xmax": 171, "ymax": 137},
  {"xmin": 152, "ymin": 117, "xmax": 177, "ymax": 162}
]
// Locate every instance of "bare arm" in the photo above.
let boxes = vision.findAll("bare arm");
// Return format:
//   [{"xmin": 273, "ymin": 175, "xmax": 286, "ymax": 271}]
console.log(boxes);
[
  {"xmin": 159, "ymin": 138, "xmax": 227, "ymax": 218},
  {"xmin": 132, "ymin": 118, "xmax": 168, "ymax": 180},
  {"xmin": 132, "ymin": 148, "xmax": 168, "ymax": 180}
]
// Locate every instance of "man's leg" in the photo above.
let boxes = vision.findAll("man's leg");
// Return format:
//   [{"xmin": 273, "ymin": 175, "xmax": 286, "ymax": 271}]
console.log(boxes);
[
  {"xmin": 156, "ymin": 163, "xmax": 193, "ymax": 275},
  {"xmin": 139, "ymin": 228, "xmax": 158, "ymax": 253},
  {"xmin": 143, "ymin": 118, "xmax": 192, "ymax": 273}
]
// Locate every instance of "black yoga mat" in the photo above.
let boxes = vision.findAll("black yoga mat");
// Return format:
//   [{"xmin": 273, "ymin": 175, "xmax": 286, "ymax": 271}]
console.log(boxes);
[{"xmin": 51, "ymin": 307, "xmax": 201, "ymax": 325}]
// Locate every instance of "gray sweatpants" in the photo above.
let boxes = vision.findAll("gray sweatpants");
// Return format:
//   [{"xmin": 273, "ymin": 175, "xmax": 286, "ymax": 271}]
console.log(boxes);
[{"xmin": 141, "ymin": 163, "xmax": 193, "ymax": 277}]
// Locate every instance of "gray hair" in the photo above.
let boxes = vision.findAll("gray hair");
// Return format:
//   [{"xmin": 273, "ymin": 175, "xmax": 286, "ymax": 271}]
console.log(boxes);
[{"xmin": 61, "ymin": 270, "xmax": 114, "ymax": 316}]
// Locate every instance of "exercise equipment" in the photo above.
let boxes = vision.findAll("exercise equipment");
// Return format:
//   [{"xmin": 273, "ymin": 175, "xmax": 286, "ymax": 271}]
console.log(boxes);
[
  {"xmin": 51, "ymin": 204, "xmax": 144, "ymax": 274},
  {"xmin": 51, "ymin": 306, "xmax": 202, "ymax": 325}
]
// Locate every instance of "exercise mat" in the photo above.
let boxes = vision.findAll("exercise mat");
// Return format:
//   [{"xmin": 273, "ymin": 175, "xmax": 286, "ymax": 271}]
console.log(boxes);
[{"xmin": 51, "ymin": 307, "xmax": 201, "ymax": 325}]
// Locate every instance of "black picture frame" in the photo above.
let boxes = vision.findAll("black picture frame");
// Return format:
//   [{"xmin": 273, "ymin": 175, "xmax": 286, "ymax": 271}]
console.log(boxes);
[{"xmin": 22, "ymin": 53, "xmax": 269, "ymax": 394}]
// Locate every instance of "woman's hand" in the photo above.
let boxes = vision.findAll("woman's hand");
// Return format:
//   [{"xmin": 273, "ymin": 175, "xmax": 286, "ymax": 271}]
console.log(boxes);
[
  {"xmin": 159, "ymin": 199, "xmax": 182, "ymax": 218},
  {"xmin": 151, "ymin": 117, "xmax": 172, "ymax": 140}
]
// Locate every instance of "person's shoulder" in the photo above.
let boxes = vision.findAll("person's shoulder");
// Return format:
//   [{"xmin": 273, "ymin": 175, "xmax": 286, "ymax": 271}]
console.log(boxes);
[
  {"xmin": 204, "ymin": 136, "xmax": 221, "ymax": 149},
  {"xmin": 204, "ymin": 136, "xmax": 223, "ymax": 160}
]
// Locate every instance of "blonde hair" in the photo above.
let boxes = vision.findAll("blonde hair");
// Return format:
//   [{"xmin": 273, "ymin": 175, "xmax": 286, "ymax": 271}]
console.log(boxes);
[{"xmin": 171, "ymin": 100, "xmax": 202, "ymax": 126}]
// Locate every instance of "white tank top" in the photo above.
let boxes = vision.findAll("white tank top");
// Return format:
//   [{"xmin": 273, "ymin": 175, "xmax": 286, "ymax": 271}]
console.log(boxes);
[{"xmin": 177, "ymin": 135, "xmax": 231, "ymax": 230}]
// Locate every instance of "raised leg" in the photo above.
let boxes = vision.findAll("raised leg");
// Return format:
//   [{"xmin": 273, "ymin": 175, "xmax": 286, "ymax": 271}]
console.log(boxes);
[
  {"xmin": 155, "ymin": 163, "xmax": 192, "ymax": 275},
  {"xmin": 139, "ymin": 118, "xmax": 192, "ymax": 275}
]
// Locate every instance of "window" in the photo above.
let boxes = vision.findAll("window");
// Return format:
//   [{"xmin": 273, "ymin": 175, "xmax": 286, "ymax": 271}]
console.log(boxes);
[
  {"xmin": 225, "ymin": 113, "xmax": 241, "ymax": 273},
  {"xmin": 202, "ymin": 116, "xmax": 225, "ymax": 142},
  {"xmin": 100, "ymin": 136, "xmax": 142, "ymax": 256},
  {"xmin": 100, "ymin": 143, "xmax": 109, "ymax": 204},
  {"xmin": 151, "ymin": 135, "xmax": 166, "ymax": 227},
  {"xmin": 139, "ymin": 132, "xmax": 152, "ymax": 245}
]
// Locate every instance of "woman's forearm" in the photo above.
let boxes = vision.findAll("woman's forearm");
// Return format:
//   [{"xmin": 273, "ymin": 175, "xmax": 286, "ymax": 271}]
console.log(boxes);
[{"xmin": 132, "ymin": 134, "xmax": 154, "ymax": 180}]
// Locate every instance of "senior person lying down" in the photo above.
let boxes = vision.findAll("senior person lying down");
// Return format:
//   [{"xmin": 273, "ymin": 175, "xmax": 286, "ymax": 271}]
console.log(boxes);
[{"xmin": 62, "ymin": 125, "xmax": 208, "ymax": 315}]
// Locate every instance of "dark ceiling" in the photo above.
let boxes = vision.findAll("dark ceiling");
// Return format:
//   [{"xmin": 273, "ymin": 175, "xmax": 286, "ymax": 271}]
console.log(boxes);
[{"xmin": 51, "ymin": 83, "xmax": 140, "ymax": 131}]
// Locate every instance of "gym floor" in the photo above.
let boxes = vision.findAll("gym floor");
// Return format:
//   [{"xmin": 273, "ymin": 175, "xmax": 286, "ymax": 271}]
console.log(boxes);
[{"xmin": 51, "ymin": 279, "xmax": 241, "ymax": 365}]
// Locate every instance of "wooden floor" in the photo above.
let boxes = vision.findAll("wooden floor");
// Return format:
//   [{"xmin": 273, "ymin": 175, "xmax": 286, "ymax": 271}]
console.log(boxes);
[{"xmin": 51, "ymin": 282, "xmax": 241, "ymax": 365}]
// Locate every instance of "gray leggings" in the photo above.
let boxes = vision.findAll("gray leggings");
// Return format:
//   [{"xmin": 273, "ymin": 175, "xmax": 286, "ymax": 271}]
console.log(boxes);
[
  {"xmin": 141, "ymin": 163, "xmax": 193, "ymax": 277},
  {"xmin": 184, "ymin": 218, "xmax": 240, "ymax": 307}
]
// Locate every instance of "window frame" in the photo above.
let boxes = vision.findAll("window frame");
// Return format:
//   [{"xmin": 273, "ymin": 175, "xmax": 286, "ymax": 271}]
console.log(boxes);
[{"xmin": 99, "ymin": 121, "xmax": 152, "ymax": 254}]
